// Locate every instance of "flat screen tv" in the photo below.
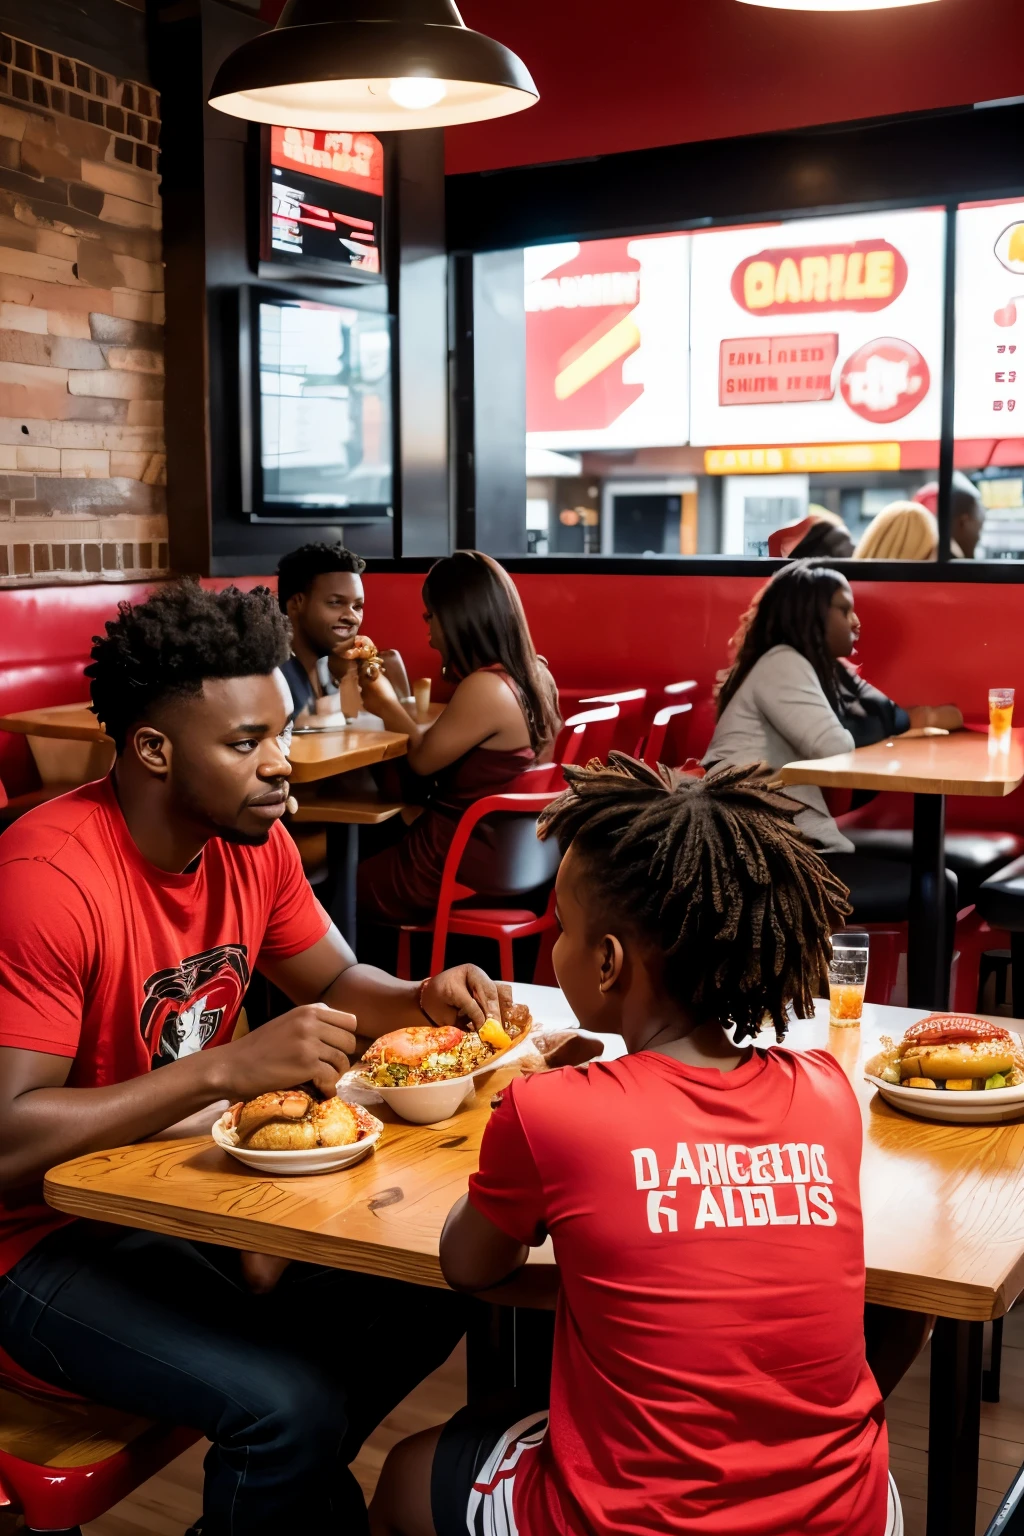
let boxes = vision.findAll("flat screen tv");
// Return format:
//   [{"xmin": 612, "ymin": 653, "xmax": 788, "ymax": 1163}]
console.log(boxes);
[
  {"xmin": 246, "ymin": 293, "xmax": 392, "ymax": 522},
  {"xmin": 260, "ymin": 126, "xmax": 385, "ymax": 284}
]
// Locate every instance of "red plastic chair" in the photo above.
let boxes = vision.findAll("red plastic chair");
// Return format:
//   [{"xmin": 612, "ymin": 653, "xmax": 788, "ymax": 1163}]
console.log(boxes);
[
  {"xmin": 578, "ymin": 689, "xmax": 647, "ymax": 755},
  {"xmin": 642, "ymin": 703, "xmax": 694, "ymax": 768},
  {"xmin": 394, "ymin": 775, "xmax": 566, "ymax": 981},
  {"xmin": 0, "ymin": 1344, "xmax": 198, "ymax": 1533},
  {"xmin": 555, "ymin": 704, "xmax": 620, "ymax": 767}
]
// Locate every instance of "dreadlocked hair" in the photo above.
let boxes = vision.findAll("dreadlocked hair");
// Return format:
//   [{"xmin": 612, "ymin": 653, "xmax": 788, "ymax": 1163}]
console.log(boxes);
[
  {"xmin": 715, "ymin": 560, "xmax": 847, "ymax": 718},
  {"xmin": 86, "ymin": 579, "xmax": 291, "ymax": 752},
  {"xmin": 538, "ymin": 753, "xmax": 851, "ymax": 1043}
]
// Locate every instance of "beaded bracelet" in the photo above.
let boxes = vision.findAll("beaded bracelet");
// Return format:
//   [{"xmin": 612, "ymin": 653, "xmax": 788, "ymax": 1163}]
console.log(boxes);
[{"xmin": 418, "ymin": 976, "xmax": 441, "ymax": 1027}]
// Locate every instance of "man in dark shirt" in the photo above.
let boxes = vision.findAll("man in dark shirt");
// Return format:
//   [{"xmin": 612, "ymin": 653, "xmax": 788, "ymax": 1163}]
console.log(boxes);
[{"xmin": 277, "ymin": 541, "xmax": 368, "ymax": 715}]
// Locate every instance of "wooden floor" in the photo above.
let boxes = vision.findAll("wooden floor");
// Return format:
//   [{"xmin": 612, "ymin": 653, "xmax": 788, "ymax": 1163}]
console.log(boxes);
[{"xmin": 0, "ymin": 1317, "xmax": 1012, "ymax": 1534}]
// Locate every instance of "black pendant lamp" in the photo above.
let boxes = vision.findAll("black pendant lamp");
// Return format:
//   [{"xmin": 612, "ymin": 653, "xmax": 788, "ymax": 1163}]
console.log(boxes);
[{"xmin": 208, "ymin": 0, "xmax": 538, "ymax": 131}]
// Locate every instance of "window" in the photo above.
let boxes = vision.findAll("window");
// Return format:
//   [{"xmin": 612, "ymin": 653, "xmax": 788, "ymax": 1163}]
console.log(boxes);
[
  {"xmin": 515, "ymin": 207, "xmax": 949, "ymax": 558},
  {"xmin": 953, "ymin": 198, "xmax": 1024, "ymax": 559}
]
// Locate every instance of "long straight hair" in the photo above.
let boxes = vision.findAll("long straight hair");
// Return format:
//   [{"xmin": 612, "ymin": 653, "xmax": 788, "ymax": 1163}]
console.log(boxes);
[
  {"xmin": 715, "ymin": 561, "xmax": 847, "ymax": 718},
  {"xmin": 423, "ymin": 551, "xmax": 561, "ymax": 753}
]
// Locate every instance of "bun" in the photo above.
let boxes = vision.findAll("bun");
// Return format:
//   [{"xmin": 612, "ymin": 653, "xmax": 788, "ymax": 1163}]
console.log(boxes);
[
  {"xmin": 916, "ymin": 1042, "xmax": 1014, "ymax": 1081},
  {"xmin": 232, "ymin": 1090, "xmax": 364, "ymax": 1150},
  {"xmin": 898, "ymin": 1015, "xmax": 1016, "ymax": 1082}
]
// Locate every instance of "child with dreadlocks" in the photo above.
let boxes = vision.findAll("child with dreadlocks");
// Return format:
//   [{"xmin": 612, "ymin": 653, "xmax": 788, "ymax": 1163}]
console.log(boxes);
[{"xmin": 369, "ymin": 756, "xmax": 901, "ymax": 1536}]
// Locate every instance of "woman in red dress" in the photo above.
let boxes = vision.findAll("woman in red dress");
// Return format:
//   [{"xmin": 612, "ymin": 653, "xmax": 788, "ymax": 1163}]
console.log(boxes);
[{"xmin": 355, "ymin": 551, "xmax": 561, "ymax": 925}]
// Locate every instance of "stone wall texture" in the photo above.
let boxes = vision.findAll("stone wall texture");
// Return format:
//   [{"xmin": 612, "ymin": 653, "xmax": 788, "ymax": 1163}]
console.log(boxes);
[{"xmin": 0, "ymin": 29, "xmax": 167, "ymax": 584}]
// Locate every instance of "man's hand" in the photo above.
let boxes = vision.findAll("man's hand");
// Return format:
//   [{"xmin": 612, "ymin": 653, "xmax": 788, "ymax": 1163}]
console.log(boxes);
[
  {"xmin": 219, "ymin": 1005, "xmax": 357, "ymax": 1100},
  {"xmin": 422, "ymin": 965, "xmax": 501, "ymax": 1030}
]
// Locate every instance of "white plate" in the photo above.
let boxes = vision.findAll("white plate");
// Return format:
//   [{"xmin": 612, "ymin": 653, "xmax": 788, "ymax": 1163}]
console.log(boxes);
[
  {"xmin": 343, "ymin": 1026, "xmax": 538, "ymax": 1125},
  {"xmin": 864, "ymin": 1073, "xmax": 1024, "ymax": 1124},
  {"xmin": 211, "ymin": 1105, "xmax": 384, "ymax": 1174}
]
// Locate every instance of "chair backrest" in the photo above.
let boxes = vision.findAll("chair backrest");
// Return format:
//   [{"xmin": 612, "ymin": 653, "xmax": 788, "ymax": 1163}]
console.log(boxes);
[
  {"xmin": 643, "ymin": 702, "xmax": 694, "ymax": 768},
  {"xmin": 579, "ymin": 689, "xmax": 648, "ymax": 755},
  {"xmin": 431, "ymin": 790, "xmax": 566, "ymax": 967},
  {"xmin": 556, "ymin": 703, "xmax": 620, "ymax": 767}
]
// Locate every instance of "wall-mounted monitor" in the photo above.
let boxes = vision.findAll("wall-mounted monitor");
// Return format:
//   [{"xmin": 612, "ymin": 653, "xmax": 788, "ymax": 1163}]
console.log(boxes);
[
  {"xmin": 259, "ymin": 126, "xmax": 385, "ymax": 285},
  {"xmin": 244, "ymin": 292, "xmax": 393, "ymax": 523}
]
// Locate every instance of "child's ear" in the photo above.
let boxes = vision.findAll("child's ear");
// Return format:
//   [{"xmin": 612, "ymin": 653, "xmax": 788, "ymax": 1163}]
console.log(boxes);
[{"xmin": 598, "ymin": 934, "xmax": 625, "ymax": 992}]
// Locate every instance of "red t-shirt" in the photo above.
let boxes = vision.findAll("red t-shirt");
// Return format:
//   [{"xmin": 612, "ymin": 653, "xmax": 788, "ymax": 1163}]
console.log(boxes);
[
  {"xmin": 0, "ymin": 777, "xmax": 331, "ymax": 1275},
  {"xmin": 469, "ymin": 1047, "xmax": 888, "ymax": 1536}
]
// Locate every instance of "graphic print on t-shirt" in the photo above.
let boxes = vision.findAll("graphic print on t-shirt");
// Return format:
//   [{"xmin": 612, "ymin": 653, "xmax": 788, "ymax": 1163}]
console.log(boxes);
[
  {"xmin": 631, "ymin": 1140, "xmax": 837, "ymax": 1232},
  {"xmin": 140, "ymin": 944, "xmax": 250, "ymax": 1067}
]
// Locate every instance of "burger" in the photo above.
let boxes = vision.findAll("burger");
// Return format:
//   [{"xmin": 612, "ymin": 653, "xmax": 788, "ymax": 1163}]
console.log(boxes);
[
  {"xmin": 225, "ymin": 1089, "xmax": 369, "ymax": 1150},
  {"xmin": 877, "ymin": 1016, "xmax": 1023, "ymax": 1091}
]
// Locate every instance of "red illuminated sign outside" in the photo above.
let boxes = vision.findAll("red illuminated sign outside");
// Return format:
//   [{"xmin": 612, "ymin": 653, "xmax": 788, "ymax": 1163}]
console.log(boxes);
[
  {"xmin": 719, "ymin": 334, "xmax": 839, "ymax": 405},
  {"xmin": 270, "ymin": 127, "xmax": 384, "ymax": 198},
  {"xmin": 839, "ymin": 337, "xmax": 931, "ymax": 424},
  {"xmin": 526, "ymin": 239, "xmax": 643, "ymax": 435},
  {"xmin": 730, "ymin": 241, "xmax": 908, "ymax": 317}
]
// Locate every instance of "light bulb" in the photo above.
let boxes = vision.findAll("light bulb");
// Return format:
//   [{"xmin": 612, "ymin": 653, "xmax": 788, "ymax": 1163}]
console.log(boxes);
[{"xmin": 388, "ymin": 77, "xmax": 447, "ymax": 109}]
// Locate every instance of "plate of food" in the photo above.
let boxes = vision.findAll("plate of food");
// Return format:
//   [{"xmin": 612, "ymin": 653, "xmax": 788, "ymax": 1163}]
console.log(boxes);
[
  {"xmin": 865, "ymin": 1015, "xmax": 1024, "ymax": 1124},
  {"xmin": 343, "ymin": 998, "xmax": 533, "ymax": 1124},
  {"xmin": 213, "ymin": 1089, "xmax": 384, "ymax": 1173}
]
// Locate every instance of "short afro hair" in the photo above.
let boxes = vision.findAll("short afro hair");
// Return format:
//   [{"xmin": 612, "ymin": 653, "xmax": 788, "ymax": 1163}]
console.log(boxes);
[
  {"xmin": 86, "ymin": 579, "xmax": 291, "ymax": 752},
  {"xmin": 276, "ymin": 542, "xmax": 366, "ymax": 612}
]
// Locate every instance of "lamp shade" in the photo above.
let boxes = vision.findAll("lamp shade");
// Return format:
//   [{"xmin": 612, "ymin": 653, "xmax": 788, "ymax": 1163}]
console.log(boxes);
[
  {"xmin": 737, "ymin": 0, "xmax": 938, "ymax": 8},
  {"xmin": 208, "ymin": 0, "xmax": 539, "ymax": 131}
]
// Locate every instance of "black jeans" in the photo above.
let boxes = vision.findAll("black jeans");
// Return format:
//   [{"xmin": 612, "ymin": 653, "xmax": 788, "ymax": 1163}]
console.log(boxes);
[{"xmin": 0, "ymin": 1222, "xmax": 466, "ymax": 1536}]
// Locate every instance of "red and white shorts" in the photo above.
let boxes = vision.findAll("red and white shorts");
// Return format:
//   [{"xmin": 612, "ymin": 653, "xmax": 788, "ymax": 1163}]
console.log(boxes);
[{"xmin": 431, "ymin": 1407, "xmax": 903, "ymax": 1536}]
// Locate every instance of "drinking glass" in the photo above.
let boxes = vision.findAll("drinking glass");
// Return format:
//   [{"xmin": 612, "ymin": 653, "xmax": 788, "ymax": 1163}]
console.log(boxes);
[
  {"xmin": 989, "ymin": 688, "xmax": 1015, "ymax": 751},
  {"xmin": 413, "ymin": 677, "xmax": 432, "ymax": 723},
  {"xmin": 829, "ymin": 933, "xmax": 869, "ymax": 1027}
]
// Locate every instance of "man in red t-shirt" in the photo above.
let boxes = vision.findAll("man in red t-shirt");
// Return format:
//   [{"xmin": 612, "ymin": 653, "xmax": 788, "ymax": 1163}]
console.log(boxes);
[
  {"xmin": 369, "ymin": 759, "xmax": 901, "ymax": 1536},
  {"xmin": 0, "ymin": 581, "xmax": 498, "ymax": 1536}
]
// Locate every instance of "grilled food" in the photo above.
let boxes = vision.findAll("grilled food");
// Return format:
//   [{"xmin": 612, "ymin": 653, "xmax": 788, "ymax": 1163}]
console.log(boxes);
[
  {"xmin": 875, "ymin": 1016, "xmax": 1024, "ymax": 1091},
  {"xmin": 226, "ymin": 1090, "xmax": 367, "ymax": 1149}
]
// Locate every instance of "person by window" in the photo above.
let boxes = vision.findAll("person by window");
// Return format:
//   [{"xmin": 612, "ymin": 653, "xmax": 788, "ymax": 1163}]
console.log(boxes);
[
  {"xmin": 355, "ymin": 551, "xmax": 561, "ymax": 926},
  {"xmin": 276, "ymin": 542, "xmax": 410, "ymax": 719},
  {"xmin": 767, "ymin": 508, "xmax": 855, "ymax": 561},
  {"xmin": 852, "ymin": 501, "xmax": 937, "ymax": 560},
  {"xmin": 0, "ymin": 581, "xmax": 499, "ymax": 1536},
  {"xmin": 369, "ymin": 760, "xmax": 905, "ymax": 1536},
  {"xmin": 914, "ymin": 473, "xmax": 985, "ymax": 559},
  {"xmin": 704, "ymin": 562, "xmax": 962, "ymax": 923}
]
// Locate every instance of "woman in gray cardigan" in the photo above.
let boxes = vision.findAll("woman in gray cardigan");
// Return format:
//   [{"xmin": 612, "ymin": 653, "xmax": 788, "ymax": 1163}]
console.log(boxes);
[{"xmin": 705, "ymin": 562, "xmax": 962, "ymax": 921}]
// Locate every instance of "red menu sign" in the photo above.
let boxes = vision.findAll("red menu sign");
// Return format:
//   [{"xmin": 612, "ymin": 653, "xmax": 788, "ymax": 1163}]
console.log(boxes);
[
  {"xmin": 271, "ymin": 127, "xmax": 384, "ymax": 198},
  {"xmin": 719, "ymin": 334, "xmax": 839, "ymax": 405}
]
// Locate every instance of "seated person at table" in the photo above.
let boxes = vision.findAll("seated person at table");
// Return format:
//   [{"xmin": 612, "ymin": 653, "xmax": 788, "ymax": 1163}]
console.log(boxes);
[
  {"xmin": 705, "ymin": 561, "xmax": 961, "ymax": 922},
  {"xmin": 356, "ymin": 550, "xmax": 561, "ymax": 925},
  {"xmin": 0, "ymin": 580, "xmax": 500, "ymax": 1536},
  {"xmin": 853, "ymin": 501, "xmax": 937, "ymax": 560},
  {"xmin": 277, "ymin": 541, "xmax": 410, "ymax": 717},
  {"xmin": 369, "ymin": 757, "xmax": 901, "ymax": 1536},
  {"xmin": 915, "ymin": 473, "xmax": 985, "ymax": 559}
]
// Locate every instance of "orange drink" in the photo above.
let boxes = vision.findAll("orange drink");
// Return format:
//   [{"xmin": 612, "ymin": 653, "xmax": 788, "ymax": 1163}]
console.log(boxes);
[
  {"xmin": 989, "ymin": 688, "xmax": 1014, "ymax": 749},
  {"xmin": 828, "ymin": 936, "xmax": 869, "ymax": 1028},
  {"xmin": 829, "ymin": 982, "xmax": 866, "ymax": 1026}
]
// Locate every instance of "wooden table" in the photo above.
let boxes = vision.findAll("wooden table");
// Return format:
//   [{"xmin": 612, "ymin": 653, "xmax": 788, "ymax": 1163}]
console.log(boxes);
[
  {"xmin": 781, "ymin": 729, "xmax": 1024, "ymax": 1010},
  {"xmin": 43, "ymin": 987, "xmax": 1024, "ymax": 1536},
  {"xmin": 0, "ymin": 703, "xmax": 411, "ymax": 785}
]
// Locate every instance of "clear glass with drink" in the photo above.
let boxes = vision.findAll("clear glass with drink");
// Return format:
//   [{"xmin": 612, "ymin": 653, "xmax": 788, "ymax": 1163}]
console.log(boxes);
[
  {"xmin": 989, "ymin": 688, "xmax": 1014, "ymax": 752},
  {"xmin": 828, "ymin": 933, "xmax": 869, "ymax": 1027},
  {"xmin": 413, "ymin": 677, "xmax": 432, "ymax": 723}
]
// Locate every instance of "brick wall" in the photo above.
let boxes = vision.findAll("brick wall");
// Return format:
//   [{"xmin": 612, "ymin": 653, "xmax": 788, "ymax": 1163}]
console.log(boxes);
[{"xmin": 0, "ymin": 29, "xmax": 167, "ymax": 584}]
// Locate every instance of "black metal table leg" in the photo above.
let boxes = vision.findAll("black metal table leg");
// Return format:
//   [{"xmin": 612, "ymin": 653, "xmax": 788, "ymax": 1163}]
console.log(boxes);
[
  {"xmin": 909, "ymin": 792, "xmax": 949, "ymax": 1010},
  {"xmin": 467, "ymin": 1304, "xmax": 555, "ymax": 1407},
  {"xmin": 326, "ymin": 822, "xmax": 359, "ymax": 950},
  {"xmin": 983, "ymin": 1315, "xmax": 1005, "ymax": 1403},
  {"xmin": 927, "ymin": 1317, "xmax": 984, "ymax": 1536}
]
